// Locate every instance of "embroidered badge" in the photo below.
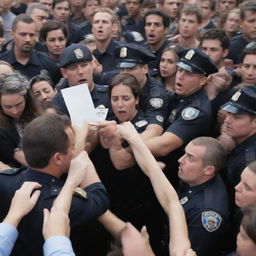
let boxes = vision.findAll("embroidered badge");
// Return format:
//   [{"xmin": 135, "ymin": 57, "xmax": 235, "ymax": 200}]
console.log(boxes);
[
  {"xmin": 74, "ymin": 187, "xmax": 88, "ymax": 199},
  {"xmin": 120, "ymin": 47, "xmax": 127, "ymax": 58},
  {"xmin": 149, "ymin": 98, "xmax": 163, "ymax": 109},
  {"xmin": 181, "ymin": 107, "xmax": 199, "ymax": 120},
  {"xmin": 156, "ymin": 115, "xmax": 164, "ymax": 122},
  {"xmin": 135, "ymin": 120, "xmax": 148, "ymax": 127},
  {"xmin": 74, "ymin": 48, "xmax": 84, "ymax": 59},
  {"xmin": 180, "ymin": 196, "xmax": 188, "ymax": 205},
  {"xmin": 231, "ymin": 91, "xmax": 241, "ymax": 102},
  {"xmin": 185, "ymin": 49, "xmax": 195, "ymax": 60},
  {"xmin": 202, "ymin": 211, "xmax": 222, "ymax": 232}
]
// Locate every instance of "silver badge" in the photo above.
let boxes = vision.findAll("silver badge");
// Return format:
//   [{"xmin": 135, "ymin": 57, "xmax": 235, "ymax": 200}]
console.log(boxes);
[
  {"xmin": 149, "ymin": 98, "xmax": 163, "ymax": 109},
  {"xmin": 96, "ymin": 104, "xmax": 106, "ymax": 109},
  {"xmin": 168, "ymin": 109, "xmax": 176, "ymax": 123},
  {"xmin": 181, "ymin": 107, "xmax": 199, "ymax": 120},
  {"xmin": 231, "ymin": 91, "xmax": 241, "ymax": 102},
  {"xmin": 74, "ymin": 48, "xmax": 84, "ymax": 59},
  {"xmin": 180, "ymin": 196, "xmax": 188, "ymax": 205},
  {"xmin": 135, "ymin": 120, "xmax": 148, "ymax": 127},
  {"xmin": 120, "ymin": 47, "xmax": 127, "ymax": 58},
  {"xmin": 202, "ymin": 211, "xmax": 222, "ymax": 232},
  {"xmin": 156, "ymin": 115, "xmax": 164, "ymax": 122},
  {"xmin": 185, "ymin": 49, "xmax": 195, "ymax": 60}
]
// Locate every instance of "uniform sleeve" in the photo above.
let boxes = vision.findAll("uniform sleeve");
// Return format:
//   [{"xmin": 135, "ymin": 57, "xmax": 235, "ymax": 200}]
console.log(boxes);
[
  {"xmin": 69, "ymin": 182, "xmax": 109, "ymax": 227},
  {"xmin": 0, "ymin": 223, "xmax": 18, "ymax": 256},
  {"xmin": 186, "ymin": 208, "xmax": 226, "ymax": 256},
  {"xmin": 166, "ymin": 106, "xmax": 212, "ymax": 145},
  {"xmin": 43, "ymin": 236, "xmax": 75, "ymax": 256}
]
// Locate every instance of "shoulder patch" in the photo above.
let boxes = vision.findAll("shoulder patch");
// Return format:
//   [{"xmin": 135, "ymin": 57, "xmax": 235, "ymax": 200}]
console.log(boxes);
[
  {"xmin": 149, "ymin": 98, "xmax": 163, "ymax": 109},
  {"xmin": 181, "ymin": 107, "xmax": 199, "ymax": 120},
  {"xmin": 96, "ymin": 85, "xmax": 108, "ymax": 92},
  {"xmin": 202, "ymin": 211, "xmax": 222, "ymax": 232},
  {"xmin": 73, "ymin": 187, "xmax": 88, "ymax": 200},
  {"xmin": 135, "ymin": 120, "xmax": 148, "ymax": 128},
  {"xmin": 0, "ymin": 168, "xmax": 22, "ymax": 175}
]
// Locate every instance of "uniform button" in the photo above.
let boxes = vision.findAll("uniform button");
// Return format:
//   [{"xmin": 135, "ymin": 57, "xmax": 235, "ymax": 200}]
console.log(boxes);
[
  {"xmin": 53, "ymin": 188, "xmax": 58, "ymax": 192},
  {"xmin": 188, "ymin": 190, "xmax": 192, "ymax": 194},
  {"xmin": 52, "ymin": 178, "xmax": 55, "ymax": 182}
]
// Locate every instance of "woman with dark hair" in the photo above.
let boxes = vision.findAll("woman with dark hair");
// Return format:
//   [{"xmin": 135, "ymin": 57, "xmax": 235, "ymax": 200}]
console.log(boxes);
[
  {"xmin": 0, "ymin": 72, "xmax": 41, "ymax": 167},
  {"xmin": 29, "ymin": 71, "xmax": 57, "ymax": 102},
  {"xmin": 40, "ymin": 20, "xmax": 68, "ymax": 63}
]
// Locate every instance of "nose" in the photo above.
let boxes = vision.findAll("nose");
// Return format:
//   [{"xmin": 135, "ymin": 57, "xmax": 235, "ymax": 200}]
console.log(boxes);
[
  {"xmin": 178, "ymin": 154, "xmax": 185, "ymax": 164},
  {"xmin": 235, "ymin": 182, "xmax": 241, "ymax": 192},
  {"xmin": 77, "ymin": 65, "xmax": 84, "ymax": 74},
  {"xmin": 11, "ymin": 107, "xmax": 19, "ymax": 115},
  {"xmin": 41, "ymin": 92, "xmax": 48, "ymax": 101},
  {"xmin": 224, "ymin": 113, "xmax": 232, "ymax": 124},
  {"xmin": 117, "ymin": 99, "xmax": 123, "ymax": 107}
]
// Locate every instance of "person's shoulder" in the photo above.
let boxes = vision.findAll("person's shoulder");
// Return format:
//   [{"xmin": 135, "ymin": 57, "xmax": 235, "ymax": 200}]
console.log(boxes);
[
  {"xmin": 0, "ymin": 168, "xmax": 23, "ymax": 176},
  {"xmin": 95, "ymin": 84, "xmax": 109, "ymax": 93}
]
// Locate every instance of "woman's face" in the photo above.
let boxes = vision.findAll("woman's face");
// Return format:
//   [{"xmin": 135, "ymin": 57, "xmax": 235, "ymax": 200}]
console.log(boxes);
[
  {"xmin": 1, "ymin": 93, "xmax": 26, "ymax": 120},
  {"xmin": 32, "ymin": 80, "xmax": 57, "ymax": 102},
  {"xmin": 224, "ymin": 12, "xmax": 240, "ymax": 34},
  {"xmin": 159, "ymin": 50, "xmax": 178, "ymax": 79},
  {"xmin": 45, "ymin": 29, "xmax": 67, "ymax": 58},
  {"xmin": 111, "ymin": 84, "xmax": 139, "ymax": 123},
  {"xmin": 236, "ymin": 226, "xmax": 256, "ymax": 256}
]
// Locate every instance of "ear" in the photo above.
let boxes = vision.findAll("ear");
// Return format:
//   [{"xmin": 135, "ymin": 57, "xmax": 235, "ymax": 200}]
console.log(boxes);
[
  {"xmin": 135, "ymin": 96, "xmax": 139, "ymax": 105},
  {"xmin": 52, "ymin": 152, "xmax": 63, "ymax": 166},
  {"xmin": 199, "ymin": 76, "xmax": 207, "ymax": 87},
  {"xmin": 142, "ymin": 64, "xmax": 149, "ymax": 74},
  {"xmin": 60, "ymin": 68, "xmax": 67, "ymax": 78},
  {"xmin": 203, "ymin": 165, "xmax": 215, "ymax": 176},
  {"xmin": 222, "ymin": 49, "xmax": 229, "ymax": 58}
]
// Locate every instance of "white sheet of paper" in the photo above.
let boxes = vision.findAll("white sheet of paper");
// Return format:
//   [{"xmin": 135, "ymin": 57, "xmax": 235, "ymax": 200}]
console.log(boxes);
[{"xmin": 61, "ymin": 83, "xmax": 98, "ymax": 125}]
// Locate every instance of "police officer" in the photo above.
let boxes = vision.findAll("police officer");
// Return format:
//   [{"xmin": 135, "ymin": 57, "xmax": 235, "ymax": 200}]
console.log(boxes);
[
  {"xmin": 52, "ymin": 43, "xmax": 110, "ymax": 117},
  {"xmin": 177, "ymin": 136, "xmax": 229, "ymax": 256},
  {"xmin": 115, "ymin": 42, "xmax": 169, "ymax": 139},
  {"xmin": 144, "ymin": 48, "xmax": 218, "ymax": 186},
  {"xmin": 0, "ymin": 113, "xmax": 109, "ymax": 256},
  {"xmin": 220, "ymin": 85, "xmax": 256, "ymax": 199}
]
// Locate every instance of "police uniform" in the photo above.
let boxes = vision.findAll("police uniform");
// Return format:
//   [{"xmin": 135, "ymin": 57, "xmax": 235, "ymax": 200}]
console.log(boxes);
[
  {"xmin": 0, "ymin": 168, "xmax": 109, "ymax": 256},
  {"xmin": 160, "ymin": 49, "xmax": 217, "ymax": 186},
  {"xmin": 114, "ymin": 43, "xmax": 169, "ymax": 128},
  {"xmin": 0, "ymin": 47, "xmax": 61, "ymax": 84},
  {"xmin": 52, "ymin": 44, "xmax": 111, "ymax": 117},
  {"xmin": 90, "ymin": 110, "xmax": 165, "ymax": 254},
  {"xmin": 178, "ymin": 175, "xmax": 229, "ymax": 256},
  {"xmin": 121, "ymin": 16, "xmax": 145, "ymax": 39}
]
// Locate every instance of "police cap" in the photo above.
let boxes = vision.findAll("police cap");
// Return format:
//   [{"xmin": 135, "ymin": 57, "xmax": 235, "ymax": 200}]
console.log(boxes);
[
  {"xmin": 176, "ymin": 48, "xmax": 218, "ymax": 76},
  {"xmin": 59, "ymin": 44, "xmax": 92, "ymax": 68},
  {"xmin": 221, "ymin": 86, "xmax": 256, "ymax": 115},
  {"xmin": 114, "ymin": 43, "xmax": 155, "ymax": 68}
]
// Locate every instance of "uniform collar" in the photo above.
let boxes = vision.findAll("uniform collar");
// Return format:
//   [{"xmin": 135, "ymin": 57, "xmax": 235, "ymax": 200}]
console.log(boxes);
[{"xmin": 231, "ymin": 134, "xmax": 256, "ymax": 154}]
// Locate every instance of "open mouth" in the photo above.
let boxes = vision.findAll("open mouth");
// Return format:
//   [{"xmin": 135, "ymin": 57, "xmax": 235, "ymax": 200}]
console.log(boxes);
[{"xmin": 78, "ymin": 79, "xmax": 87, "ymax": 84}]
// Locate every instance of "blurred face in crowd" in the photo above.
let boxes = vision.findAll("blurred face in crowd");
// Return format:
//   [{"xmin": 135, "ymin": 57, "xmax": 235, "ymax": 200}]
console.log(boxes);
[
  {"xmin": 178, "ymin": 13, "xmax": 200, "ymax": 39},
  {"xmin": 159, "ymin": 50, "xmax": 178, "ymax": 79},
  {"xmin": 241, "ymin": 54, "xmax": 256, "ymax": 84},
  {"xmin": 198, "ymin": 0, "xmax": 213, "ymax": 20},
  {"xmin": 217, "ymin": 0, "xmax": 236, "ymax": 13},
  {"xmin": 0, "ymin": 0, "xmax": 13, "ymax": 13},
  {"xmin": 201, "ymin": 39, "xmax": 228, "ymax": 66},
  {"xmin": 45, "ymin": 29, "xmax": 67, "ymax": 60},
  {"xmin": 162, "ymin": 0, "xmax": 181, "ymax": 19},
  {"xmin": 38, "ymin": 0, "xmax": 53, "ymax": 11},
  {"xmin": 1, "ymin": 94, "xmax": 26, "ymax": 120},
  {"xmin": 31, "ymin": 81, "xmax": 57, "ymax": 102},
  {"xmin": 61, "ymin": 61, "xmax": 94, "ymax": 90},
  {"xmin": 82, "ymin": 0, "xmax": 99, "ymax": 21},
  {"xmin": 125, "ymin": 0, "xmax": 141, "ymax": 19},
  {"xmin": 111, "ymin": 84, "xmax": 139, "ymax": 122},
  {"xmin": 240, "ymin": 11, "xmax": 256, "ymax": 42},
  {"xmin": 100, "ymin": 0, "xmax": 118, "ymax": 10},
  {"xmin": 70, "ymin": 0, "xmax": 85, "ymax": 9},
  {"xmin": 11, "ymin": 21, "xmax": 37, "ymax": 54},
  {"xmin": 175, "ymin": 67, "xmax": 206, "ymax": 97},
  {"xmin": 92, "ymin": 12, "xmax": 114, "ymax": 42},
  {"xmin": 223, "ymin": 11, "xmax": 240, "ymax": 35},
  {"xmin": 235, "ymin": 167, "xmax": 256, "ymax": 208},
  {"xmin": 52, "ymin": 0, "xmax": 70, "ymax": 23},
  {"xmin": 30, "ymin": 8, "xmax": 49, "ymax": 33}
]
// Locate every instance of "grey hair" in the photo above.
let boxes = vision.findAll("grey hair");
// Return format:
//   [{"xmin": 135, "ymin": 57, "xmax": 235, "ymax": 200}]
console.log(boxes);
[
  {"xmin": 0, "ymin": 72, "xmax": 29, "ymax": 96},
  {"xmin": 26, "ymin": 3, "xmax": 49, "ymax": 15}
]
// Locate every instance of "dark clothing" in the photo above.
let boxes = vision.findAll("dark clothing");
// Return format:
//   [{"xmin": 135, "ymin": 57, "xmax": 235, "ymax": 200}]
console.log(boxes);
[
  {"xmin": 79, "ymin": 21, "xmax": 93, "ymax": 37},
  {"xmin": 11, "ymin": 3, "xmax": 27, "ymax": 15},
  {"xmin": 0, "ymin": 47, "xmax": 61, "ymax": 84},
  {"xmin": 121, "ymin": 16, "xmax": 145, "ymax": 38},
  {"xmin": 0, "ymin": 168, "xmax": 109, "ymax": 256},
  {"xmin": 227, "ymin": 34, "xmax": 249, "ymax": 64},
  {"xmin": 93, "ymin": 39, "xmax": 121, "ymax": 72},
  {"xmin": 52, "ymin": 79, "xmax": 111, "ymax": 117},
  {"xmin": 178, "ymin": 175, "xmax": 229, "ymax": 256},
  {"xmin": 0, "ymin": 123, "xmax": 20, "ymax": 167},
  {"xmin": 69, "ymin": 12, "xmax": 86, "ymax": 25},
  {"xmin": 67, "ymin": 22, "xmax": 85, "ymax": 45},
  {"xmin": 200, "ymin": 19, "xmax": 216, "ymax": 32},
  {"xmin": 140, "ymin": 76, "xmax": 168, "ymax": 127}
]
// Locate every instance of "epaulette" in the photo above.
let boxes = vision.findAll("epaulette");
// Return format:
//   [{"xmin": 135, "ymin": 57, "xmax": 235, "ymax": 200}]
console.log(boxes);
[
  {"xmin": 0, "ymin": 168, "xmax": 23, "ymax": 175},
  {"xmin": 96, "ymin": 84, "xmax": 108, "ymax": 93}
]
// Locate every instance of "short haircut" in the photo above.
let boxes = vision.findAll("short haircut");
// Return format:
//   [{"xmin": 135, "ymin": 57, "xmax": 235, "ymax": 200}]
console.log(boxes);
[
  {"xmin": 241, "ymin": 204, "xmax": 256, "ymax": 244},
  {"xmin": 198, "ymin": 0, "xmax": 216, "ymax": 11},
  {"xmin": 144, "ymin": 9, "xmax": 170, "ymax": 28},
  {"xmin": 240, "ymin": 0, "xmax": 256, "ymax": 20},
  {"xmin": 242, "ymin": 45, "xmax": 256, "ymax": 62},
  {"xmin": 200, "ymin": 28, "xmax": 229, "ymax": 50},
  {"xmin": 40, "ymin": 19, "xmax": 68, "ymax": 41},
  {"xmin": 141, "ymin": 0, "xmax": 155, "ymax": 8},
  {"xmin": 12, "ymin": 14, "xmax": 35, "ymax": 31},
  {"xmin": 191, "ymin": 136, "xmax": 226, "ymax": 172},
  {"xmin": 179, "ymin": 5, "xmax": 203, "ymax": 24},
  {"xmin": 108, "ymin": 73, "xmax": 141, "ymax": 99},
  {"xmin": 23, "ymin": 113, "xmax": 71, "ymax": 168},
  {"xmin": 26, "ymin": 2, "xmax": 49, "ymax": 15},
  {"xmin": 247, "ymin": 161, "xmax": 256, "ymax": 174},
  {"xmin": 93, "ymin": 7, "xmax": 116, "ymax": 23},
  {"xmin": 52, "ymin": 0, "xmax": 71, "ymax": 9}
]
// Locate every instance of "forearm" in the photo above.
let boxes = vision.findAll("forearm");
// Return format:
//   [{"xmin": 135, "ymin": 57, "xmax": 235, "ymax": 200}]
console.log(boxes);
[{"xmin": 13, "ymin": 150, "xmax": 28, "ymax": 167}]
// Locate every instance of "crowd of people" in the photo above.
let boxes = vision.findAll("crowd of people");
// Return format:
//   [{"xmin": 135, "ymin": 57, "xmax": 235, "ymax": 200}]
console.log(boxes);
[{"xmin": 0, "ymin": 0, "xmax": 256, "ymax": 255}]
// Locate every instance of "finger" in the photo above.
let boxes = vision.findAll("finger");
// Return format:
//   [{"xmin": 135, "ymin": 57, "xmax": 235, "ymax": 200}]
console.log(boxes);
[
  {"xmin": 43, "ymin": 208, "xmax": 50, "ymax": 226},
  {"xmin": 30, "ymin": 190, "xmax": 41, "ymax": 204}
]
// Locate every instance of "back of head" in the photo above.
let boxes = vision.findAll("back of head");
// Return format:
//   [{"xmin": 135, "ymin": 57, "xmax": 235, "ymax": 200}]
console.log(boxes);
[
  {"xmin": 191, "ymin": 136, "xmax": 226, "ymax": 173},
  {"xmin": 23, "ymin": 113, "xmax": 71, "ymax": 169},
  {"xmin": 241, "ymin": 204, "xmax": 256, "ymax": 244}
]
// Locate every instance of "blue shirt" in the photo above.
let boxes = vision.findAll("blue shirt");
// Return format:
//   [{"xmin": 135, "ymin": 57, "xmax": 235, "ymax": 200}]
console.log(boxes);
[{"xmin": 0, "ymin": 223, "xmax": 18, "ymax": 256}]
